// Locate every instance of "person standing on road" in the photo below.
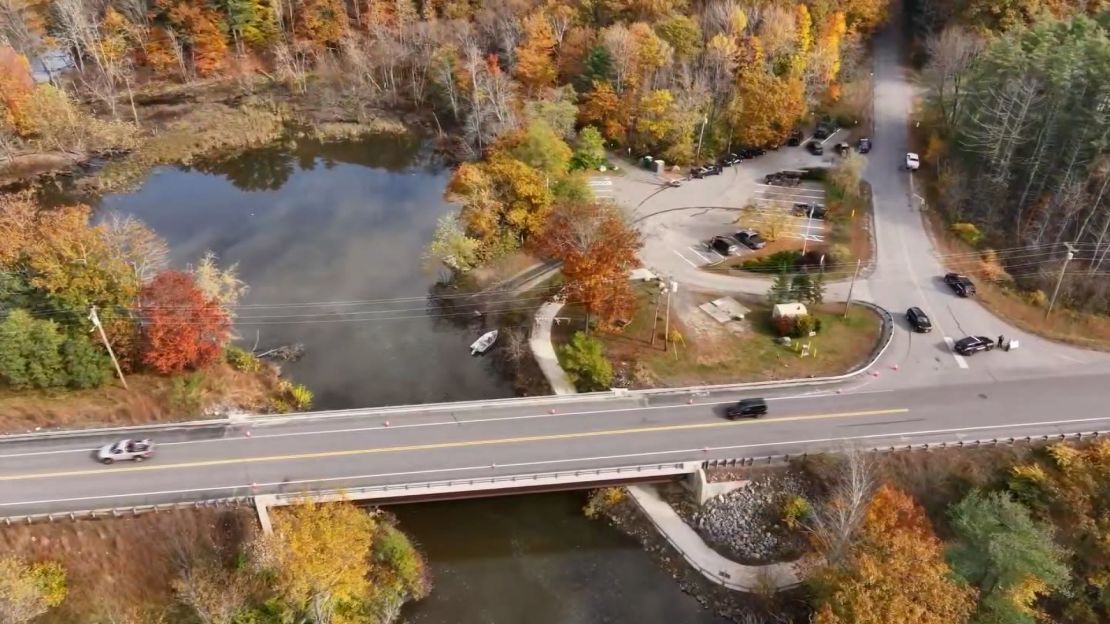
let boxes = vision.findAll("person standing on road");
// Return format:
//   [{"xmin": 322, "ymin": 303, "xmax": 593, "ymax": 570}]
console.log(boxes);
[{"xmin": 997, "ymin": 335, "xmax": 1005, "ymax": 348}]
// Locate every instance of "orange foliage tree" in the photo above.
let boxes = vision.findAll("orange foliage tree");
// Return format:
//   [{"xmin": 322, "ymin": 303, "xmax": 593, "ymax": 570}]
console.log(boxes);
[
  {"xmin": 0, "ymin": 46, "xmax": 34, "ymax": 131},
  {"xmin": 139, "ymin": 270, "xmax": 231, "ymax": 374},
  {"xmin": 538, "ymin": 201, "xmax": 642, "ymax": 331},
  {"xmin": 154, "ymin": 0, "xmax": 231, "ymax": 76},
  {"xmin": 295, "ymin": 0, "xmax": 349, "ymax": 51},
  {"xmin": 578, "ymin": 80, "xmax": 628, "ymax": 141},
  {"xmin": 514, "ymin": 10, "xmax": 557, "ymax": 94},
  {"xmin": 812, "ymin": 485, "xmax": 977, "ymax": 624}
]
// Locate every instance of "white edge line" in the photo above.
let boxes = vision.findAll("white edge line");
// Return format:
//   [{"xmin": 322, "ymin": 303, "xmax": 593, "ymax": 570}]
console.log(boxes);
[
  {"xmin": 5, "ymin": 415, "xmax": 1110, "ymax": 508},
  {"xmin": 943, "ymin": 337, "xmax": 970, "ymax": 369}
]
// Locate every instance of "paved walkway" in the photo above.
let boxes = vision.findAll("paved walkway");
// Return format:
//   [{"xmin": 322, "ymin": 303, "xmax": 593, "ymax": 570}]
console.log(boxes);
[
  {"xmin": 530, "ymin": 301, "xmax": 577, "ymax": 395},
  {"xmin": 627, "ymin": 484, "xmax": 800, "ymax": 592}
]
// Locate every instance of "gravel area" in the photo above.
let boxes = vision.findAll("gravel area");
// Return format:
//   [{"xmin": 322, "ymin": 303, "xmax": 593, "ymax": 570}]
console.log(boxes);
[{"xmin": 693, "ymin": 472, "xmax": 810, "ymax": 565}]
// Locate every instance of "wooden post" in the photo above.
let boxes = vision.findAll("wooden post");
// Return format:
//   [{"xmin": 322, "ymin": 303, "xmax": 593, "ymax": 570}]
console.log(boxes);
[
  {"xmin": 843, "ymin": 259, "xmax": 862, "ymax": 318},
  {"xmin": 89, "ymin": 306, "xmax": 127, "ymax": 389}
]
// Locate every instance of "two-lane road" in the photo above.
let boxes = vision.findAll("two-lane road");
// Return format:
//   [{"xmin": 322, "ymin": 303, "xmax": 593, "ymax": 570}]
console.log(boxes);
[{"xmin": 2, "ymin": 372, "xmax": 1108, "ymax": 516}]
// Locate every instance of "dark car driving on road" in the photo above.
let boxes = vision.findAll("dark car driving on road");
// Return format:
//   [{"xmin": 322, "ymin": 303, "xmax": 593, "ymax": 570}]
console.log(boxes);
[
  {"xmin": 906, "ymin": 307, "xmax": 932, "ymax": 333},
  {"xmin": 726, "ymin": 398, "xmax": 768, "ymax": 419},
  {"xmin": 954, "ymin": 336, "xmax": 996, "ymax": 356},
  {"xmin": 944, "ymin": 273, "xmax": 976, "ymax": 297},
  {"xmin": 858, "ymin": 137, "xmax": 872, "ymax": 153}
]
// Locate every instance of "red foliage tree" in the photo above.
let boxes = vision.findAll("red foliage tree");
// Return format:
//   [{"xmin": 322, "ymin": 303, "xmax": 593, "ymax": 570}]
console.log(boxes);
[{"xmin": 140, "ymin": 270, "xmax": 231, "ymax": 374}]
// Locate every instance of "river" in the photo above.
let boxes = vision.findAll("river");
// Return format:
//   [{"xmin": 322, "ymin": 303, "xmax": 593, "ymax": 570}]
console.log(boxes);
[{"xmin": 96, "ymin": 136, "xmax": 727, "ymax": 623}]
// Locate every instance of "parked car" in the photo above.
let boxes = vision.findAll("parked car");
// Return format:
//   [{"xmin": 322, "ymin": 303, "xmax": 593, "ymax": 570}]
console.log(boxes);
[
  {"xmin": 954, "ymin": 335, "xmax": 996, "ymax": 356},
  {"xmin": 710, "ymin": 236, "xmax": 740, "ymax": 256},
  {"xmin": 793, "ymin": 203, "xmax": 827, "ymax": 219},
  {"xmin": 787, "ymin": 130, "xmax": 804, "ymax": 146},
  {"xmin": 704, "ymin": 164, "xmax": 723, "ymax": 176},
  {"xmin": 944, "ymin": 273, "xmax": 976, "ymax": 297},
  {"xmin": 97, "ymin": 439, "xmax": 154, "ymax": 464},
  {"xmin": 858, "ymin": 137, "xmax": 872, "ymax": 153},
  {"xmin": 734, "ymin": 230, "xmax": 766, "ymax": 250},
  {"xmin": 726, "ymin": 398, "xmax": 768, "ymax": 419},
  {"xmin": 906, "ymin": 306, "xmax": 932, "ymax": 333},
  {"xmin": 905, "ymin": 152, "xmax": 921, "ymax": 171},
  {"xmin": 689, "ymin": 166, "xmax": 707, "ymax": 179},
  {"xmin": 813, "ymin": 122, "xmax": 836, "ymax": 140},
  {"xmin": 807, "ymin": 140, "xmax": 824, "ymax": 155},
  {"xmin": 740, "ymin": 147, "xmax": 766, "ymax": 159},
  {"xmin": 720, "ymin": 153, "xmax": 742, "ymax": 166},
  {"xmin": 834, "ymin": 142, "xmax": 851, "ymax": 155}
]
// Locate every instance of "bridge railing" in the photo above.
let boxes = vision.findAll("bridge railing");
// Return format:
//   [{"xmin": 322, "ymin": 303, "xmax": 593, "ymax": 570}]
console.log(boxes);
[
  {"xmin": 701, "ymin": 430, "xmax": 1109, "ymax": 469},
  {"xmin": 1, "ymin": 496, "xmax": 252, "ymax": 527}
]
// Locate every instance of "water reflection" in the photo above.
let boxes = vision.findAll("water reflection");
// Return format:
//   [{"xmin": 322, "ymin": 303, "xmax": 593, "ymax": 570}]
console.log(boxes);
[{"xmin": 98, "ymin": 134, "xmax": 516, "ymax": 409}]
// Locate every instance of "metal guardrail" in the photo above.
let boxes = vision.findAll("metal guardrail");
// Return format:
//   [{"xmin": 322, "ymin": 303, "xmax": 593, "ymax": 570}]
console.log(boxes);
[
  {"xmin": 268, "ymin": 462, "xmax": 693, "ymax": 506},
  {"xmin": 701, "ymin": 430, "xmax": 1109, "ymax": 469},
  {"xmin": 1, "ymin": 496, "xmax": 251, "ymax": 526},
  {"xmin": 0, "ymin": 302, "xmax": 896, "ymax": 441}
]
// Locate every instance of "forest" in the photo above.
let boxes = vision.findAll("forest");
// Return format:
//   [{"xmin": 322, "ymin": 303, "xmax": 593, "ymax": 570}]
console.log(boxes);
[{"xmin": 916, "ymin": 2, "xmax": 1110, "ymax": 314}]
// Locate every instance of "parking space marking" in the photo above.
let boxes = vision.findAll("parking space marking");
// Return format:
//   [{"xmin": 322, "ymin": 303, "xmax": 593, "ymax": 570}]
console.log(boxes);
[
  {"xmin": 688, "ymin": 246, "xmax": 717, "ymax": 263},
  {"xmin": 672, "ymin": 249, "xmax": 699, "ymax": 268},
  {"xmin": 942, "ymin": 337, "xmax": 970, "ymax": 369}
]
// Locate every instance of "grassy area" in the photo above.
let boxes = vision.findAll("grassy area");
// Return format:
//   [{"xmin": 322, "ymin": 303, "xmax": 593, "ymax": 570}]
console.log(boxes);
[
  {"xmin": 0, "ymin": 363, "xmax": 282, "ymax": 434},
  {"xmin": 0, "ymin": 508, "xmax": 258, "ymax": 623},
  {"xmin": 553, "ymin": 284, "xmax": 882, "ymax": 388}
]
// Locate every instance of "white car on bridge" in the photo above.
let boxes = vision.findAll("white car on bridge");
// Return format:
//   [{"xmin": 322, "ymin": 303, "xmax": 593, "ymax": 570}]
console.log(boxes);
[{"xmin": 905, "ymin": 152, "xmax": 920, "ymax": 171}]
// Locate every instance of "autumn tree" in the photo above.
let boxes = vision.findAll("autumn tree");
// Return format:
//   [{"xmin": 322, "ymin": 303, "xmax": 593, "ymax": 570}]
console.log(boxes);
[
  {"xmin": 654, "ymin": 15, "xmax": 701, "ymax": 59},
  {"xmin": 947, "ymin": 490, "xmax": 1069, "ymax": 624},
  {"xmin": 571, "ymin": 125, "xmax": 607, "ymax": 170},
  {"xmin": 538, "ymin": 201, "xmax": 641, "ymax": 330},
  {"xmin": 829, "ymin": 152, "xmax": 867, "ymax": 200},
  {"xmin": 728, "ymin": 69, "xmax": 806, "ymax": 148},
  {"xmin": 139, "ymin": 270, "xmax": 231, "ymax": 374},
  {"xmin": 514, "ymin": 10, "xmax": 557, "ymax": 94},
  {"xmin": 0, "ymin": 309, "xmax": 66, "ymax": 389},
  {"xmin": 425, "ymin": 212, "xmax": 482, "ymax": 273},
  {"xmin": 251, "ymin": 499, "xmax": 375, "ymax": 623},
  {"xmin": 0, "ymin": 556, "xmax": 67, "ymax": 623},
  {"xmin": 811, "ymin": 485, "xmax": 976, "ymax": 624},
  {"xmin": 189, "ymin": 251, "xmax": 248, "ymax": 310},
  {"xmin": 578, "ymin": 80, "xmax": 627, "ymax": 141},
  {"xmin": 173, "ymin": 556, "xmax": 254, "ymax": 624},
  {"xmin": 0, "ymin": 45, "xmax": 33, "ymax": 131},
  {"xmin": 447, "ymin": 152, "xmax": 553, "ymax": 254},
  {"xmin": 506, "ymin": 119, "xmax": 573, "ymax": 178},
  {"xmin": 154, "ymin": 0, "xmax": 231, "ymax": 76},
  {"xmin": 103, "ymin": 213, "xmax": 170, "ymax": 285}
]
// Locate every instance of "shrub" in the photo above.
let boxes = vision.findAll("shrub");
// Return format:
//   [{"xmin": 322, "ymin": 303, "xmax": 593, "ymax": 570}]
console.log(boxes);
[
  {"xmin": 225, "ymin": 345, "xmax": 262, "ymax": 373},
  {"xmin": 287, "ymin": 383, "xmax": 313, "ymax": 411},
  {"xmin": 826, "ymin": 243, "xmax": 852, "ymax": 267},
  {"xmin": 793, "ymin": 314, "xmax": 821, "ymax": 337},
  {"xmin": 61, "ymin": 335, "xmax": 110, "ymax": 389},
  {"xmin": 781, "ymin": 495, "xmax": 811, "ymax": 529},
  {"xmin": 951, "ymin": 222, "xmax": 983, "ymax": 246},
  {"xmin": 583, "ymin": 487, "xmax": 625, "ymax": 519},
  {"xmin": 1023, "ymin": 289, "xmax": 1048, "ymax": 308},
  {"xmin": 559, "ymin": 331, "xmax": 613, "ymax": 391},
  {"xmin": 169, "ymin": 372, "xmax": 207, "ymax": 414},
  {"xmin": 743, "ymin": 250, "xmax": 802, "ymax": 273}
]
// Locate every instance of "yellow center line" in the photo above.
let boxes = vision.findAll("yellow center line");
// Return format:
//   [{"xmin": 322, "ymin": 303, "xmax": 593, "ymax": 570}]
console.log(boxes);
[{"xmin": 0, "ymin": 408, "xmax": 908, "ymax": 482}]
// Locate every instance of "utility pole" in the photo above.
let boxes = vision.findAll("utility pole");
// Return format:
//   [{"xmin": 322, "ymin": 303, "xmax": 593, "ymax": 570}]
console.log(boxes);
[
  {"xmin": 89, "ymin": 306, "xmax": 127, "ymax": 389},
  {"xmin": 1045, "ymin": 243, "xmax": 1076, "ymax": 319},
  {"xmin": 650, "ymin": 285, "xmax": 662, "ymax": 347},
  {"xmin": 802, "ymin": 205, "xmax": 813, "ymax": 256},
  {"xmin": 843, "ymin": 259, "xmax": 862, "ymax": 318},
  {"xmin": 664, "ymin": 280, "xmax": 677, "ymax": 348},
  {"xmin": 695, "ymin": 115, "xmax": 708, "ymax": 163}
]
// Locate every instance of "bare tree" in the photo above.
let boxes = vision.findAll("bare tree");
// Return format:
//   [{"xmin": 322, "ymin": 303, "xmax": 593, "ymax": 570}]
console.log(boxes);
[
  {"xmin": 923, "ymin": 26, "xmax": 985, "ymax": 129},
  {"xmin": 103, "ymin": 213, "xmax": 170, "ymax": 284},
  {"xmin": 806, "ymin": 447, "xmax": 875, "ymax": 565}
]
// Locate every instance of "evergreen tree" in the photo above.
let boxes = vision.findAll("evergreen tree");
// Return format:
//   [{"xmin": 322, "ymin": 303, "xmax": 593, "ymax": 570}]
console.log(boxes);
[
  {"xmin": 791, "ymin": 273, "xmax": 813, "ymax": 303},
  {"xmin": 768, "ymin": 268, "xmax": 793, "ymax": 304},
  {"xmin": 0, "ymin": 310, "xmax": 66, "ymax": 389},
  {"xmin": 61, "ymin": 335, "xmax": 110, "ymax": 389}
]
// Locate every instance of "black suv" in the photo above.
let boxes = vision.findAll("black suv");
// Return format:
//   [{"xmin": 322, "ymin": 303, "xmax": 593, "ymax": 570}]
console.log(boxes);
[
  {"xmin": 954, "ymin": 336, "xmax": 995, "ymax": 356},
  {"xmin": 906, "ymin": 307, "xmax": 932, "ymax": 332},
  {"xmin": 787, "ymin": 130, "xmax": 804, "ymax": 146},
  {"xmin": 726, "ymin": 398, "xmax": 768, "ymax": 419},
  {"xmin": 710, "ymin": 236, "xmax": 739, "ymax": 256},
  {"xmin": 807, "ymin": 140, "xmax": 824, "ymax": 155},
  {"xmin": 944, "ymin": 273, "xmax": 976, "ymax": 297},
  {"xmin": 793, "ymin": 203, "xmax": 827, "ymax": 219},
  {"xmin": 719, "ymin": 153, "xmax": 742, "ymax": 166},
  {"xmin": 813, "ymin": 122, "xmax": 836, "ymax": 140}
]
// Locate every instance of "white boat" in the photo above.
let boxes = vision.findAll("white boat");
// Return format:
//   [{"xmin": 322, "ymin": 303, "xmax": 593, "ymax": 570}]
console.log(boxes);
[{"xmin": 470, "ymin": 330, "xmax": 499, "ymax": 355}]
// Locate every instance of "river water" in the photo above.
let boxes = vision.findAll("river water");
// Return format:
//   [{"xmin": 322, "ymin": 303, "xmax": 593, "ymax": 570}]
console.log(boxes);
[{"xmin": 96, "ymin": 136, "xmax": 726, "ymax": 624}]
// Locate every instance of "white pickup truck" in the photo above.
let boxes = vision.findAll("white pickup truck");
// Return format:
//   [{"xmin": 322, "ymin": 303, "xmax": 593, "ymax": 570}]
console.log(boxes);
[{"xmin": 905, "ymin": 152, "xmax": 921, "ymax": 171}]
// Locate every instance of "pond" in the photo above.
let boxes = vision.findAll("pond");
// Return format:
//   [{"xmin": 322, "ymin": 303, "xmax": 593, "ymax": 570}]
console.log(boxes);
[
  {"xmin": 96, "ymin": 135, "xmax": 725, "ymax": 624},
  {"xmin": 98, "ymin": 134, "xmax": 518, "ymax": 410}
]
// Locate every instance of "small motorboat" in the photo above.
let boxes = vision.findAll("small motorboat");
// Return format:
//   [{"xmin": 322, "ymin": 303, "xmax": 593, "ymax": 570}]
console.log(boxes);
[{"xmin": 470, "ymin": 330, "xmax": 499, "ymax": 355}]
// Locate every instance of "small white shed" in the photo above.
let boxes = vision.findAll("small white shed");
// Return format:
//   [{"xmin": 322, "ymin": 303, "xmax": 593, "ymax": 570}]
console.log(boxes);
[{"xmin": 772, "ymin": 302, "xmax": 808, "ymax": 319}]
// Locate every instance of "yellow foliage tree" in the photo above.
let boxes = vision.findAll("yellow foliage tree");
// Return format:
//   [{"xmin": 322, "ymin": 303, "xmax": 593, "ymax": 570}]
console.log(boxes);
[
  {"xmin": 514, "ymin": 11, "xmax": 557, "ymax": 94},
  {"xmin": 579, "ymin": 81, "xmax": 628, "ymax": 141},
  {"xmin": 728, "ymin": 69, "xmax": 805, "ymax": 147},
  {"xmin": 0, "ymin": 556, "xmax": 67, "ymax": 624},
  {"xmin": 253, "ymin": 499, "xmax": 375, "ymax": 623}
]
